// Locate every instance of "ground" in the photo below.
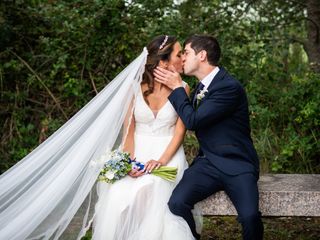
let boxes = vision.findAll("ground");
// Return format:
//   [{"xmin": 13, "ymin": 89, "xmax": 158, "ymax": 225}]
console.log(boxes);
[
  {"xmin": 202, "ymin": 216, "xmax": 320, "ymax": 240},
  {"xmin": 81, "ymin": 216, "xmax": 320, "ymax": 239}
]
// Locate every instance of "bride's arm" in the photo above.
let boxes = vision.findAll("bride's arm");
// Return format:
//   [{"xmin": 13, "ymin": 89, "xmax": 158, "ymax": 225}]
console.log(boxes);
[
  {"xmin": 122, "ymin": 98, "xmax": 135, "ymax": 158},
  {"xmin": 122, "ymin": 113, "xmax": 135, "ymax": 159},
  {"xmin": 145, "ymin": 84, "xmax": 190, "ymax": 173},
  {"xmin": 159, "ymin": 84, "xmax": 191, "ymax": 165},
  {"xmin": 122, "ymin": 100, "xmax": 145, "ymax": 177},
  {"xmin": 158, "ymin": 116, "xmax": 186, "ymax": 166}
]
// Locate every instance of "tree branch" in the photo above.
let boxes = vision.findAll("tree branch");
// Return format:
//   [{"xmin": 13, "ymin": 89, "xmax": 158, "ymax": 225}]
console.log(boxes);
[
  {"xmin": 289, "ymin": 35, "xmax": 307, "ymax": 46},
  {"xmin": 10, "ymin": 51, "xmax": 68, "ymax": 120},
  {"xmin": 305, "ymin": 17, "xmax": 320, "ymax": 43},
  {"xmin": 81, "ymin": 45, "xmax": 87, "ymax": 82},
  {"xmin": 89, "ymin": 71, "xmax": 98, "ymax": 95}
]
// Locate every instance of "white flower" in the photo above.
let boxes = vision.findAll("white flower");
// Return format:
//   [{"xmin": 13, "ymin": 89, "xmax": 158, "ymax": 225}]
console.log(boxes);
[
  {"xmin": 196, "ymin": 89, "xmax": 208, "ymax": 107},
  {"xmin": 96, "ymin": 154, "xmax": 106, "ymax": 164},
  {"xmin": 196, "ymin": 89, "xmax": 208, "ymax": 100},
  {"xmin": 95, "ymin": 149, "xmax": 112, "ymax": 164},
  {"xmin": 89, "ymin": 160, "xmax": 97, "ymax": 167},
  {"xmin": 105, "ymin": 171, "xmax": 115, "ymax": 180}
]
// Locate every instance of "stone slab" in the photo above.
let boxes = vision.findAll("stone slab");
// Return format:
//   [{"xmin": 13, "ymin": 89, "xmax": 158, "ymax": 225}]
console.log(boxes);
[{"xmin": 196, "ymin": 174, "xmax": 320, "ymax": 216}]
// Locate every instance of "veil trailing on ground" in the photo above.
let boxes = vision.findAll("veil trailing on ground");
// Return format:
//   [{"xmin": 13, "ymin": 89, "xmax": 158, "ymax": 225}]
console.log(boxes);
[{"xmin": 0, "ymin": 48, "xmax": 148, "ymax": 240}]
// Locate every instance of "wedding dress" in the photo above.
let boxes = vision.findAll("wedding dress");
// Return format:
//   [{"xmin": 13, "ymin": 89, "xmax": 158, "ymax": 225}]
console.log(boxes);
[
  {"xmin": 0, "ymin": 49, "xmax": 148, "ymax": 240},
  {"xmin": 92, "ymin": 83, "xmax": 197, "ymax": 240},
  {"xmin": 0, "ymin": 48, "xmax": 201, "ymax": 240}
]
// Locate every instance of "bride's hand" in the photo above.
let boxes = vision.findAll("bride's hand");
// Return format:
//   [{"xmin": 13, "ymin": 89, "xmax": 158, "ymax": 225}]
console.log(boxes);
[
  {"xmin": 145, "ymin": 159, "xmax": 162, "ymax": 174},
  {"xmin": 128, "ymin": 169, "xmax": 145, "ymax": 178}
]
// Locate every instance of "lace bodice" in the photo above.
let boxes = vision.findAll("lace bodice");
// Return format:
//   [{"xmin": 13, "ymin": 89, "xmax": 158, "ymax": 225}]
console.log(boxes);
[{"xmin": 134, "ymin": 83, "xmax": 186, "ymax": 137}]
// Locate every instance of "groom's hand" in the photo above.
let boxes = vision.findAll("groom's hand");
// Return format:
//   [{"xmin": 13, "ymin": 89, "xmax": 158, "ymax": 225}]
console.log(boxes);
[{"xmin": 154, "ymin": 66, "xmax": 183, "ymax": 90}]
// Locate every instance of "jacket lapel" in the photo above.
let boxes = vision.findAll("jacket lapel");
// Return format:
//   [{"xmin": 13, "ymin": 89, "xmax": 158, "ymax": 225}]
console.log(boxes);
[
  {"xmin": 190, "ymin": 67, "xmax": 227, "ymax": 107},
  {"xmin": 198, "ymin": 67, "xmax": 227, "ymax": 105},
  {"xmin": 207, "ymin": 66, "xmax": 226, "ymax": 92}
]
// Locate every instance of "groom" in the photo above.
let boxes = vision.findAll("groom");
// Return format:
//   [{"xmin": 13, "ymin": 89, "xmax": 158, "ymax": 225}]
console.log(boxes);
[{"xmin": 154, "ymin": 35, "xmax": 263, "ymax": 240}]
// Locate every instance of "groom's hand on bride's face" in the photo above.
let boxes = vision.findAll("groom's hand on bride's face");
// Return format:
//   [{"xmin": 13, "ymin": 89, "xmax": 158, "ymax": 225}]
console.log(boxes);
[{"xmin": 154, "ymin": 66, "xmax": 183, "ymax": 90}]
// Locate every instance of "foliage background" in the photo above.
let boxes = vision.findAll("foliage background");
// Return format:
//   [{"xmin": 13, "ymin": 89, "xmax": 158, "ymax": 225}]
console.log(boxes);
[{"xmin": 0, "ymin": 0, "xmax": 319, "ymax": 174}]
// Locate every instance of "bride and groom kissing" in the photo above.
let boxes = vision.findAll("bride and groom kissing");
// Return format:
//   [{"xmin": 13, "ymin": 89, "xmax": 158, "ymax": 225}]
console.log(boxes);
[
  {"xmin": 94, "ymin": 34, "xmax": 264, "ymax": 240},
  {"xmin": 0, "ymin": 34, "xmax": 263, "ymax": 240}
]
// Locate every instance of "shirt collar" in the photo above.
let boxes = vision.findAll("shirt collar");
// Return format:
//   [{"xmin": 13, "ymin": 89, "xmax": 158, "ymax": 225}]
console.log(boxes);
[{"xmin": 200, "ymin": 66, "xmax": 220, "ymax": 89}]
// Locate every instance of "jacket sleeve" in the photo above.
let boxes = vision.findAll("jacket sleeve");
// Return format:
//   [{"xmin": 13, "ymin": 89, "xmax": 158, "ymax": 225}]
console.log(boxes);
[{"xmin": 168, "ymin": 83, "xmax": 241, "ymax": 130}]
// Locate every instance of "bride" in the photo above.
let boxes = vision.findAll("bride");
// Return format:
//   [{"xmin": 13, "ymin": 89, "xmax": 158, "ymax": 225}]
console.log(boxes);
[
  {"xmin": 0, "ymin": 35, "xmax": 201, "ymax": 240},
  {"xmin": 92, "ymin": 35, "xmax": 198, "ymax": 240}
]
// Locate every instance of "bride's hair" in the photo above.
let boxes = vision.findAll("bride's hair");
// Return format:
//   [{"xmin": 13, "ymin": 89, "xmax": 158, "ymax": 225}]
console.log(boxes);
[{"xmin": 142, "ymin": 35, "xmax": 177, "ymax": 104}]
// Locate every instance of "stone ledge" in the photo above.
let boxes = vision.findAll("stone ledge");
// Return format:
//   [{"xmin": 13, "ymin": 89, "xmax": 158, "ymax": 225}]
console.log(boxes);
[{"xmin": 196, "ymin": 174, "xmax": 320, "ymax": 217}]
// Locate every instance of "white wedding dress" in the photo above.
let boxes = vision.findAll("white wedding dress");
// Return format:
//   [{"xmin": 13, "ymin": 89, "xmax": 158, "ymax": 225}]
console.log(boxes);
[{"xmin": 92, "ymin": 85, "xmax": 197, "ymax": 240}]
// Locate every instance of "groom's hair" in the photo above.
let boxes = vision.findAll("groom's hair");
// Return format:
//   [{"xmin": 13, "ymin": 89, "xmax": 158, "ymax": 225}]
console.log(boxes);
[{"xmin": 184, "ymin": 35, "xmax": 221, "ymax": 66}]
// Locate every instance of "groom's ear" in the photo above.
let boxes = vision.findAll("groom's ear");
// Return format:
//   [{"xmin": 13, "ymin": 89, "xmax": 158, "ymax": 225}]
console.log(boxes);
[
  {"xmin": 159, "ymin": 60, "xmax": 168, "ymax": 69},
  {"xmin": 199, "ymin": 50, "xmax": 208, "ymax": 62}
]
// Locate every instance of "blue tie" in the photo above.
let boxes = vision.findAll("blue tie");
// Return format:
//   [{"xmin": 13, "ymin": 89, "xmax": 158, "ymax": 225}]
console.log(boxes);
[{"xmin": 193, "ymin": 82, "xmax": 205, "ymax": 107}]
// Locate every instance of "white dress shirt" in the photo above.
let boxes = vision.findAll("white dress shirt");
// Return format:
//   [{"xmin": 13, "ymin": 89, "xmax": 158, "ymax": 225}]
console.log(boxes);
[{"xmin": 200, "ymin": 66, "xmax": 220, "ymax": 90}]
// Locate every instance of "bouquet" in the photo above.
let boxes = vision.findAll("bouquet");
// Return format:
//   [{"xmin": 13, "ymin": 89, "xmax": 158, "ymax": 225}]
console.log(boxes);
[
  {"xmin": 98, "ymin": 149, "xmax": 177, "ymax": 183},
  {"xmin": 98, "ymin": 150, "xmax": 132, "ymax": 183}
]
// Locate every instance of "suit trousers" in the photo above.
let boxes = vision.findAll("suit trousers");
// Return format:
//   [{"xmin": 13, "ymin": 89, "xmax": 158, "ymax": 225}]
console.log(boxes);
[{"xmin": 168, "ymin": 158, "xmax": 264, "ymax": 240}]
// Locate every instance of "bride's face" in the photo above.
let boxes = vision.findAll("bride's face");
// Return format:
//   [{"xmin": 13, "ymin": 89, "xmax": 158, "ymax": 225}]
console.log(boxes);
[{"xmin": 167, "ymin": 42, "xmax": 183, "ymax": 73}]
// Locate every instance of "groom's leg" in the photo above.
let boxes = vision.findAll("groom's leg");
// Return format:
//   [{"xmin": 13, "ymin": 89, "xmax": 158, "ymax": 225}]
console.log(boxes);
[
  {"xmin": 168, "ymin": 160, "xmax": 223, "ymax": 239},
  {"xmin": 223, "ymin": 173, "xmax": 264, "ymax": 240}
]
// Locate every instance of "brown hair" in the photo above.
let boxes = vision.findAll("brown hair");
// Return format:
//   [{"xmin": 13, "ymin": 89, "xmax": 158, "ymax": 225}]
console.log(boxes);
[
  {"xmin": 184, "ymin": 34, "xmax": 221, "ymax": 66},
  {"xmin": 142, "ymin": 35, "xmax": 177, "ymax": 104}
]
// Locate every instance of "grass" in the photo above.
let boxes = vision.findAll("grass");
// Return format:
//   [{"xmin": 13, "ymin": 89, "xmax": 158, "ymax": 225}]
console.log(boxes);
[
  {"xmin": 82, "ymin": 216, "xmax": 319, "ymax": 239},
  {"xmin": 202, "ymin": 216, "xmax": 320, "ymax": 240}
]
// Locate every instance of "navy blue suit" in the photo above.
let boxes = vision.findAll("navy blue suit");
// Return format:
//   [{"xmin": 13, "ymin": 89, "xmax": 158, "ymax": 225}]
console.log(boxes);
[{"xmin": 168, "ymin": 67, "xmax": 263, "ymax": 240}]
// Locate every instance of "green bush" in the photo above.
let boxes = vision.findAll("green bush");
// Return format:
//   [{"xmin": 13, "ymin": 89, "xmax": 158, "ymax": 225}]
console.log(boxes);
[
  {"xmin": 249, "ymin": 72, "xmax": 320, "ymax": 173},
  {"xmin": 0, "ymin": 0, "xmax": 319, "ymax": 174}
]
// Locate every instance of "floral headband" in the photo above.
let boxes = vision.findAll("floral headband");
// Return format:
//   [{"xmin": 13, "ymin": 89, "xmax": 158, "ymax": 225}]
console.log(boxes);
[{"xmin": 159, "ymin": 35, "xmax": 168, "ymax": 50}]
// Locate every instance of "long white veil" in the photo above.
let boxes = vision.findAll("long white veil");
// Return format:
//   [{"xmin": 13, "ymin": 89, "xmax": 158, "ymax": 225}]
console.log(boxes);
[{"xmin": 0, "ymin": 48, "xmax": 148, "ymax": 240}]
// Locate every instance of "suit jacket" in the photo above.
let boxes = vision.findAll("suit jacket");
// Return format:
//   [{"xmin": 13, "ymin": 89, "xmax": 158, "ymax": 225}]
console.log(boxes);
[{"xmin": 168, "ymin": 67, "xmax": 259, "ymax": 177}]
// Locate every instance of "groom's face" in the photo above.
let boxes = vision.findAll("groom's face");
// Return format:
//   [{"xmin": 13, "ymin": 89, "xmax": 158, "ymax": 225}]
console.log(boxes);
[{"xmin": 182, "ymin": 43, "xmax": 200, "ymax": 76}]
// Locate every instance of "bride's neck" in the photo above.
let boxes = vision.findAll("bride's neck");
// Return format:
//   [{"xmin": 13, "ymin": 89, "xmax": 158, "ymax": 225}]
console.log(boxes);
[{"xmin": 153, "ymin": 81, "xmax": 163, "ymax": 92}]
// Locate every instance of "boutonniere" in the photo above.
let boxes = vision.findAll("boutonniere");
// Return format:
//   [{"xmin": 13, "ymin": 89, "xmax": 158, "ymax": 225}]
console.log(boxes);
[{"xmin": 196, "ymin": 88, "xmax": 208, "ymax": 108}]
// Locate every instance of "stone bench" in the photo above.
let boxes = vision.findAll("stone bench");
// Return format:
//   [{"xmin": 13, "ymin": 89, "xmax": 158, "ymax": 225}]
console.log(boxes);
[
  {"xmin": 196, "ymin": 174, "xmax": 320, "ymax": 216},
  {"xmin": 64, "ymin": 174, "xmax": 320, "ymax": 239}
]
